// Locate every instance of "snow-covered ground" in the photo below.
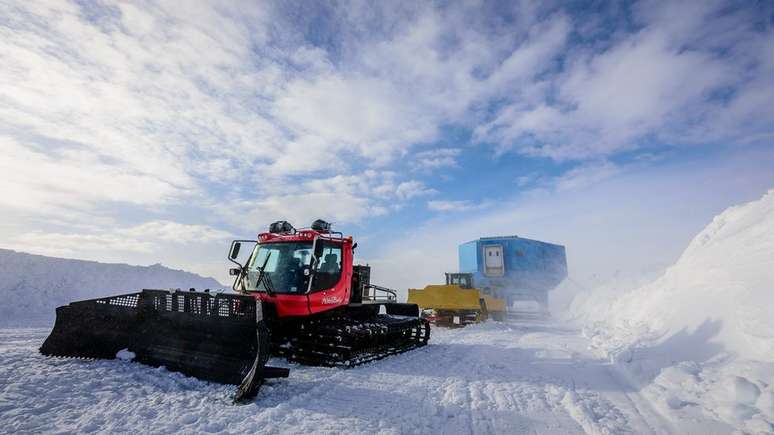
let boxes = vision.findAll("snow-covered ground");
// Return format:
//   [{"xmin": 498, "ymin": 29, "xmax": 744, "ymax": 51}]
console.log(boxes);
[{"xmin": 2, "ymin": 320, "xmax": 677, "ymax": 435}]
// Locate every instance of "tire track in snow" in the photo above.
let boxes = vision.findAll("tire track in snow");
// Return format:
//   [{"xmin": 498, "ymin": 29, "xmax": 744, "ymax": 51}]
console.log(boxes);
[
  {"xmin": 604, "ymin": 363, "xmax": 675, "ymax": 434},
  {"xmin": 424, "ymin": 324, "xmax": 590, "ymax": 434}
]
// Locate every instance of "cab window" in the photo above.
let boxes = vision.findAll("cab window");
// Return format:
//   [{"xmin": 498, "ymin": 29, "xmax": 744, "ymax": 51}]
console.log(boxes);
[{"xmin": 311, "ymin": 241, "xmax": 342, "ymax": 292}]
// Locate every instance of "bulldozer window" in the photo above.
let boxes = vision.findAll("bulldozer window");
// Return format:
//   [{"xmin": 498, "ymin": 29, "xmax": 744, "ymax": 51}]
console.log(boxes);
[
  {"xmin": 447, "ymin": 274, "xmax": 472, "ymax": 289},
  {"xmin": 244, "ymin": 242, "xmax": 312, "ymax": 294},
  {"xmin": 310, "ymin": 242, "xmax": 342, "ymax": 292}
]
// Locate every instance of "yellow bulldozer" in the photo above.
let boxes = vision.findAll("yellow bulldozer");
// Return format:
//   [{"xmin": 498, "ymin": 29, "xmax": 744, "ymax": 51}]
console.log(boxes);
[{"xmin": 408, "ymin": 273, "xmax": 507, "ymax": 327}]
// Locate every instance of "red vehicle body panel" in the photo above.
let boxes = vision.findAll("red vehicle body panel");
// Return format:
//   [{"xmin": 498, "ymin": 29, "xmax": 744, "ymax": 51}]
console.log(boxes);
[{"xmin": 250, "ymin": 230, "xmax": 353, "ymax": 318}]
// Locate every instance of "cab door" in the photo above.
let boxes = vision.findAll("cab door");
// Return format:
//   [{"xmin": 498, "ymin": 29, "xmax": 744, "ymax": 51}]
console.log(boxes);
[{"xmin": 307, "ymin": 238, "xmax": 351, "ymax": 314}]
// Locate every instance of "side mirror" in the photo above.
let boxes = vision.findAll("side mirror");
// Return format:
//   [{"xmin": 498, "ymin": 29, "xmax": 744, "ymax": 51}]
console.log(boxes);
[
  {"xmin": 229, "ymin": 268, "xmax": 241, "ymax": 276},
  {"xmin": 229, "ymin": 242, "xmax": 241, "ymax": 260}
]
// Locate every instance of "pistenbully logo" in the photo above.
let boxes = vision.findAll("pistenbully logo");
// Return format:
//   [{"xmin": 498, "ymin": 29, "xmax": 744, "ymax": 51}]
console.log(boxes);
[{"xmin": 321, "ymin": 295, "xmax": 342, "ymax": 305}]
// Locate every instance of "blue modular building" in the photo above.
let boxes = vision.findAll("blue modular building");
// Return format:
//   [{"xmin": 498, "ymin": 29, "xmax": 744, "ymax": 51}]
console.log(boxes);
[{"xmin": 458, "ymin": 235, "xmax": 567, "ymax": 310}]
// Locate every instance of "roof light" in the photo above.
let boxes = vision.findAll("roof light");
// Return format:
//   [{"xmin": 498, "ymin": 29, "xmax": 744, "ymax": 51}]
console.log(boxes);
[
  {"xmin": 311, "ymin": 219, "xmax": 331, "ymax": 232},
  {"xmin": 269, "ymin": 221, "xmax": 295, "ymax": 234}
]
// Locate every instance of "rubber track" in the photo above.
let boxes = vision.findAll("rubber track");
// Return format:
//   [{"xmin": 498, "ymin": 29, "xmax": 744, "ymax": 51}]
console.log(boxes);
[{"xmin": 275, "ymin": 315, "xmax": 431, "ymax": 367}]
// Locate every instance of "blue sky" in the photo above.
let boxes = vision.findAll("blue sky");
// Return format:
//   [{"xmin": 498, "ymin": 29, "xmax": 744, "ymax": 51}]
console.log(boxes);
[{"xmin": 1, "ymin": 0, "xmax": 773, "ymax": 288}]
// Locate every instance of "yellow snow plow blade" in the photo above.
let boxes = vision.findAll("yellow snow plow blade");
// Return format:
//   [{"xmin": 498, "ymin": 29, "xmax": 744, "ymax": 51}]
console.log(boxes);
[
  {"xmin": 480, "ymin": 294, "xmax": 507, "ymax": 321},
  {"xmin": 481, "ymin": 294, "xmax": 507, "ymax": 313},
  {"xmin": 407, "ymin": 285, "xmax": 482, "ymax": 311}
]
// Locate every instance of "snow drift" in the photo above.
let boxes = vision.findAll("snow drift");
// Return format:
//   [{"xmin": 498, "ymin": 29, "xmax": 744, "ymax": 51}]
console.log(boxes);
[
  {"xmin": 0, "ymin": 249, "xmax": 224, "ymax": 326},
  {"xmin": 570, "ymin": 189, "xmax": 774, "ymax": 362},
  {"xmin": 568, "ymin": 189, "xmax": 774, "ymax": 432}
]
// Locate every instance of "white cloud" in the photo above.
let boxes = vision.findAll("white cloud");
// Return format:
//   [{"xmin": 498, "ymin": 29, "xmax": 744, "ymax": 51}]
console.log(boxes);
[
  {"xmin": 0, "ymin": 1, "xmax": 280, "ymax": 208},
  {"xmin": 1, "ymin": 1, "xmax": 470, "ymax": 251},
  {"xmin": 6, "ymin": 221, "xmax": 232, "ymax": 257},
  {"xmin": 515, "ymin": 173, "xmax": 544, "ymax": 188},
  {"xmin": 9, "ymin": 232, "xmax": 156, "ymax": 257},
  {"xmin": 511, "ymin": 161, "xmax": 623, "ymax": 193},
  {"xmin": 395, "ymin": 181, "xmax": 437, "ymax": 200},
  {"xmin": 410, "ymin": 148, "xmax": 462, "ymax": 170},
  {"xmin": 2, "ymin": 1, "xmax": 545, "ymax": 230},
  {"xmin": 554, "ymin": 161, "xmax": 622, "ymax": 192},
  {"xmin": 123, "ymin": 221, "xmax": 233, "ymax": 243},
  {"xmin": 474, "ymin": 1, "xmax": 773, "ymax": 160},
  {"xmin": 0, "ymin": 136, "xmax": 190, "ymax": 217},
  {"xmin": 272, "ymin": 74, "xmax": 437, "ymax": 166},
  {"xmin": 427, "ymin": 200, "xmax": 490, "ymax": 212},
  {"xmin": 234, "ymin": 192, "xmax": 372, "ymax": 228}
]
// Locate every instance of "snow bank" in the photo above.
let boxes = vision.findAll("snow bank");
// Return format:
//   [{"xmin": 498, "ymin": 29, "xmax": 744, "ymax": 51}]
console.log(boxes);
[
  {"xmin": 568, "ymin": 189, "xmax": 774, "ymax": 432},
  {"xmin": 0, "ymin": 249, "xmax": 225, "ymax": 326},
  {"xmin": 570, "ymin": 189, "xmax": 774, "ymax": 362}
]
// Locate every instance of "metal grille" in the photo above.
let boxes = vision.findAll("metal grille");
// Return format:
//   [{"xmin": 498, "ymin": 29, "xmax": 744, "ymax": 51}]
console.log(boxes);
[
  {"xmin": 140, "ymin": 290, "xmax": 253, "ymax": 318},
  {"xmin": 218, "ymin": 301, "xmax": 231, "ymax": 317},
  {"xmin": 95, "ymin": 293, "xmax": 140, "ymax": 308}
]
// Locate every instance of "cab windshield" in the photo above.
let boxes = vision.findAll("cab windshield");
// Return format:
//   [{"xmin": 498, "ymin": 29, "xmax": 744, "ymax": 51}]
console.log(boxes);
[
  {"xmin": 245, "ymin": 242, "xmax": 312, "ymax": 294},
  {"xmin": 243, "ymin": 240, "xmax": 344, "ymax": 294}
]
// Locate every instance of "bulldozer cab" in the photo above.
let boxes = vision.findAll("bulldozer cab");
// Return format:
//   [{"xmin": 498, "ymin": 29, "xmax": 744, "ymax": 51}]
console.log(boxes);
[
  {"xmin": 445, "ymin": 273, "xmax": 473, "ymax": 289},
  {"xmin": 445, "ymin": 273, "xmax": 501, "ymax": 298}
]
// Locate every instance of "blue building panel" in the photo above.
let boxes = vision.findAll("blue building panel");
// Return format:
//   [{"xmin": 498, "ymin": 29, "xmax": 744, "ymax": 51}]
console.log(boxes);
[
  {"xmin": 458, "ymin": 235, "xmax": 567, "ymax": 308},
  {"xmin": 458, "ymin": 240, "xmax": 478, "ymax": 274}
]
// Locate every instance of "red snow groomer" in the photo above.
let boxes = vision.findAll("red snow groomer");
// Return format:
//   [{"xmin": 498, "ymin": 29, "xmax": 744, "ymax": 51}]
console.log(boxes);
[{"xmin": 40, "ymin": 220, "xmax": 430, "ymax": 401}]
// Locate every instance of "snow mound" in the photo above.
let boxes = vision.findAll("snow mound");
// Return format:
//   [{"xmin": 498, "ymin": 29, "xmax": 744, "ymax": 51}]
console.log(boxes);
[
  {"xmin": 568, "ymin": 189, "xmax": 774, "ymax": 431},
  {"xmin": 116, "ymin": 349, "xmax": 136, "ymax": 361},
  {"xmin": 0, "ymin": 249, "xmax": 225, "ymax": 326},
  {"xmin": 571, "ymin": 189, "xmax": 774, "ymax": 362}
]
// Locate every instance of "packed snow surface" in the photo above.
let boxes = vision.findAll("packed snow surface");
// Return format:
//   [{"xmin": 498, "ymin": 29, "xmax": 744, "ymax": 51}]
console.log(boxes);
[
  {"xmin": 0, "ymin": 249, "xmax": 223, "ymax": 325},
  {"xmin": 1, "ymin": 321, "xmax": 676, "ymax": 435},
  {"xmin": 568, "ymin": 189, "xmax": 774, "ymax": 433}
]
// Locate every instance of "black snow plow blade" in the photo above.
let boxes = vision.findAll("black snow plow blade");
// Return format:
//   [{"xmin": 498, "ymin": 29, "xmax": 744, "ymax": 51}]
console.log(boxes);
[{"xmin": 40, "ymin": 289, "xmax": 288, "ymax": 402}]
